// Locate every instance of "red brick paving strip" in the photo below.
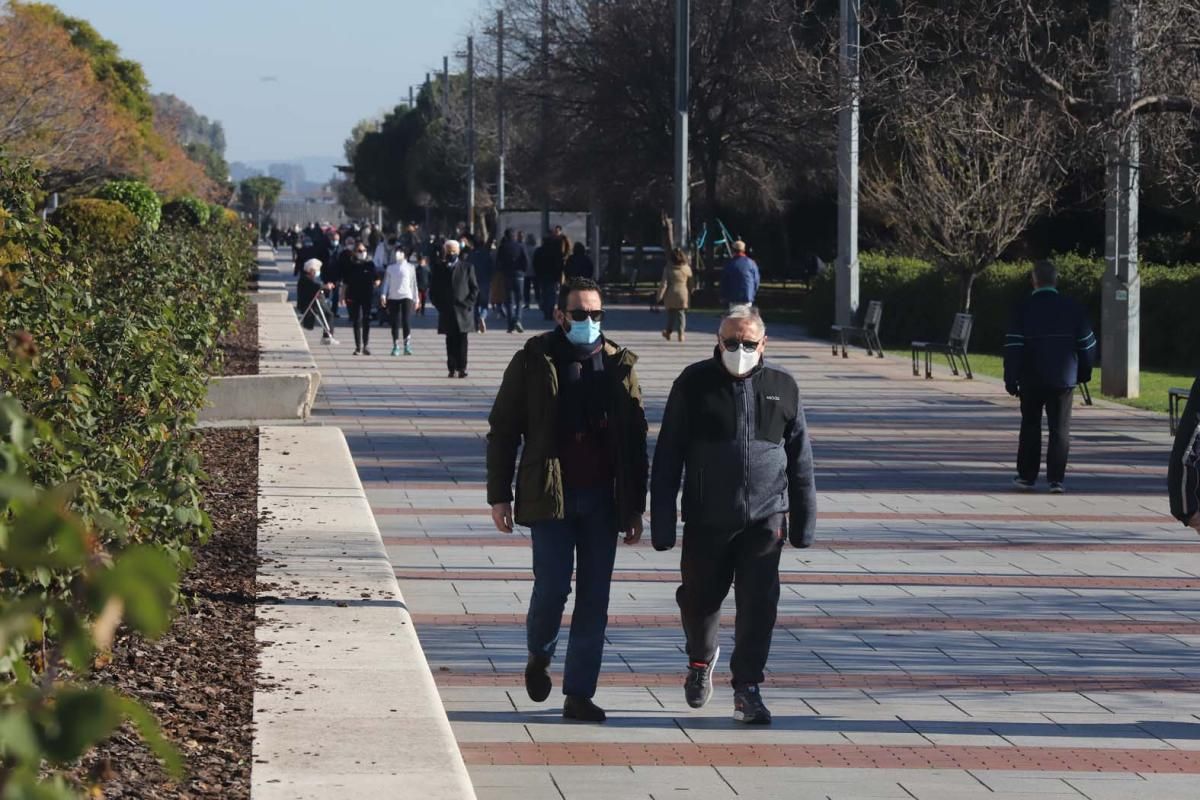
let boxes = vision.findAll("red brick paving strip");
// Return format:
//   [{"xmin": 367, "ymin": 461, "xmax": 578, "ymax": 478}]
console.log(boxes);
[
  {"xmin": 434, "ymin": 671, "xmax": 1200, "ymax": 692},
  {"xmin": 375, "ymin": 508, "xmax": 1173, "ymax": 523},
  {"xmin": 382, "ymin": 535, "xmax": 1200, "ymax": 552},
  {"xmin": 395, "ymin": 568, "xmax": 1200, "ymax": 590},
  {"xmin": 458, "ymin": 742, "xmax": 1200, "ymax": 772},
  {"xmin": 411, "ymin": 613, "xmax": 1200, "ymax": 634}
]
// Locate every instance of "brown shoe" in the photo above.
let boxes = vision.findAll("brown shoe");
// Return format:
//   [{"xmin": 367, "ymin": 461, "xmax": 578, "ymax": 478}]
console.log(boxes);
[{"xmin": 661, "ymin": 331, "xmax": 670, "ymax": 340}]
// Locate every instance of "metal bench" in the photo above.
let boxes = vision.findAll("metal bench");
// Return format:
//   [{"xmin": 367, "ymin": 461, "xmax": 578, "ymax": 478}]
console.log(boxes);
[
  {"xmin": 1170, "ymin": 387, "xmax": 1192, "ymax": 434},
  {"xmin": 911, "ymin": 313, "xmax": 974, "ymax": 379},
  {"xmin": 830, "ymin": 300, "xmax": 884, "ymax": 359}
]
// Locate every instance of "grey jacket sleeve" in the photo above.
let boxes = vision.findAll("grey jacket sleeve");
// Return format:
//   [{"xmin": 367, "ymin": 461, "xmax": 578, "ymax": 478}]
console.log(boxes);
[
  {"xmin": 785, "ymin": 396, "xmax": 818, "ymax": 547},
  {"xmin": 650, "ymin": 376, "xmax": 688, "ymax": 551}
]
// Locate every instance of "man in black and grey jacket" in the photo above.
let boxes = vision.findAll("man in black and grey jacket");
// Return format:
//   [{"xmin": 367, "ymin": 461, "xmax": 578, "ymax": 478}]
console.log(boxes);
[
  {"xmin": 1003, "ymin": 260, "xmax": 1097, "ymax": 494},
  {"xmin": 650, "ymin": 306, "xmax": 816, "ymax": 725}
]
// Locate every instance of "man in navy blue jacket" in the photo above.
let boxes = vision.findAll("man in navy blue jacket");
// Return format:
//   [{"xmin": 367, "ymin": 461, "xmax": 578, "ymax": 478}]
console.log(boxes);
[
  {"xmin": 720, "ymin": 241, "xmax": 760, "ymax": 309},
  {"xmin": 1003, "ymin": 261, "xmax": 1097, "ymax": 494},
  {"xmin": 650, "ymin": 307, "xmax": 816, "ymax": 725}
]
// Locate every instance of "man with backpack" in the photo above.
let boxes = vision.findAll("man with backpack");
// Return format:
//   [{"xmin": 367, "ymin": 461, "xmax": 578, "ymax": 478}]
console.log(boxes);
[{"xmin": 1169, "ymin": 374, "xmax": 1200, "ymax": 532}]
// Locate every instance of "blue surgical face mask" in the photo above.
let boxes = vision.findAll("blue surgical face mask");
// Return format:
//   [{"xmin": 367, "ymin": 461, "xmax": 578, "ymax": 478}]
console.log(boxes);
[{"xmin": 564, "ymin": 318, "xmax": 601, "ymax": 346}]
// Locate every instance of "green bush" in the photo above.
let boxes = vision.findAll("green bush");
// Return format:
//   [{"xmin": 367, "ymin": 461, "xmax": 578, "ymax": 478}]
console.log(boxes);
[
  {"xmin": 161, "ymin": 195, "xmax": 211, "ymax": 227},
  {"xmin": 49, "ymin": 198, "xmax": 139, "ymax": 251},
  {"xmin": 207, "ymin": 202, "xmax": 226, "ymax": 226},
  {"xmin": 804, "ymin": 253, "xmax": 1199, "ymax": 370},
  {"xmin": 0, "ymin": 154, "xmax": 251, "ymax": 796},
  {"xmin": 95, "ymin": 179, "xmax": 162, "ymax": 232}
]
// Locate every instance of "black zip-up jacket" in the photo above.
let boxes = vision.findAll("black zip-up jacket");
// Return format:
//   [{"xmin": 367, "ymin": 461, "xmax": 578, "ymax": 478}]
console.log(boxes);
[
  {"xmin": 1168, "ymin": 375, "xmax": 1200, "ymax": 524},
  {"xmin": 341, "ymin": 258, "xmax": 379, "ymax": 305},
  {"xmin": 650, "ymin": 353, "xmax": 817, "ymax": 549},
  {"xmin": 1003, "ymin": 288, "xmax": 1097, "ymax": 391},
  {"xmin": 496, "ymin": 238, "xmax": 528, "ymax": 275}
]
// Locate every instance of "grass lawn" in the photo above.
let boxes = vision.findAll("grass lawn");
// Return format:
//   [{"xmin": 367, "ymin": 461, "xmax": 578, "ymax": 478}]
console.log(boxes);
[{"xmin": 885, "ymin": 348, "xmax": 1193, "ymax": 414}]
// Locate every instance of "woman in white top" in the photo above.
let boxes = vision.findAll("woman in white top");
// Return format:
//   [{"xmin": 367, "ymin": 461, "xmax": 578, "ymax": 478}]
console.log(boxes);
[{"xmin": 379, "ymin": 247, "xmax": 421, "ymax": 355}]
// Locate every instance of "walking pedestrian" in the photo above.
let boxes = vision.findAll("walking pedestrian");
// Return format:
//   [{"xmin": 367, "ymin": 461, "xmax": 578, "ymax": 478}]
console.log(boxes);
[
  {"xmin": 523, "ymin": 232, "xmax": 537, "ymax": 309},
  {"xmin": 657, "ymin": 248, "xmax": 693, "ymax": 342},
  {"xmin": 416, "ymin": 255, "xmax": 431, "ymax": 316},
  {"xmin": 430, "ymin": 240, "xmax": 478, "ymax": 378},
  {"xmin": 341, "ymin": 241, "xmax": 380, "ymax": 355},
  {"xmin": 650, "ymin": 306, "xmax": 817, "ymax": 725},
  {"xmin": 497, "ymin": 228, "xmax": 528, "ymax": 334},
  {"xmin": 1169, "ymin": 373, "xmax": 1200, "ymax": 532},
  {"xmin": 1004, "ymin": 260, "xmax": 1098, "ymax": 494},
  {"xmin": 468, "ymin": 235, "xmax": 494, "ymax": 333},
  {"xmin": 296, "ymin": 258, "xmax": 330, "ymax": 339},
  {"xmin": 380, "ymin": 245, "xmax": 419, "ymax": 356},
  {"xmin": 486, "ymin": 277, "xmax": 648, "ymax": 723},
  {"xmin": 720, "ymin": 240, "xmax": 760, "ymax": 310},
  {"xmin": 534, "ymin": 232, "xmax": 565, "ymax": 321}
]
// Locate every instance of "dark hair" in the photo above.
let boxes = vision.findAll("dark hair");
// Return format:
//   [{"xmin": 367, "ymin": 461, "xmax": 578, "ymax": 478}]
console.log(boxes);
[
  {"xmin": 558, "ymin": 277, "xmax": 602, "ymax": 310},
  {"xmin": 670, "ymin": 247, "xmax": 688, "ymax": 266},
  {"xmin": 1033, "ymin": 260, "xmax": 1057, "ymax": 287}
]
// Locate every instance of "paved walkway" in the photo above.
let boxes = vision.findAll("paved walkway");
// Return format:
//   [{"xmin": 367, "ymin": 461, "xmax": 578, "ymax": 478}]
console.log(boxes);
[{"xmin": 303, "ymin": 294, "xmax": 1200, "ymax": 799}]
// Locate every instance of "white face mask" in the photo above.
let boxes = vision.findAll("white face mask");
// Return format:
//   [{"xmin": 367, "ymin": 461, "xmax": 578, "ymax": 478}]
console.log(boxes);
[{"xmin": 721, "ymin": 345, "xmax": 761, "ymax": 377}]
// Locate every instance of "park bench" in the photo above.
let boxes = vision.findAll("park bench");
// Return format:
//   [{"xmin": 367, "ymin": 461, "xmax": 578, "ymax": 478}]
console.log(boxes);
[
  {"xmin": 830, "ymin": 300, "xmax": 884, "ymax": 359},
  {"xmin": 1170, "ymin": 386, "xmax": 1192, "ymax": 434},
  {"xmin": 911, "ymin": 313, "xmax": 974, "ymax": 380}
]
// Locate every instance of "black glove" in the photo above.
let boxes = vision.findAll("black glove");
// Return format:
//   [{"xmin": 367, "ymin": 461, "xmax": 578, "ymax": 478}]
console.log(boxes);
[{"xmin": 1006, "ymin": 383, "xmax": 1020, "ymax": 398}]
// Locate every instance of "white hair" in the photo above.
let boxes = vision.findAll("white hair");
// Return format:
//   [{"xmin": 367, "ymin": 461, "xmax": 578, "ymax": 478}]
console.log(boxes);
[
  {"xmin": 720, "ymin": 306, "xmax": 766, "ymax": 338},
  {"xmin": 302, "ymin": 258, "xmax": 322, "ymax": 275},
  {"xmin": 444, "ymin": 240, "xmax": 461, "ymax": 255}
]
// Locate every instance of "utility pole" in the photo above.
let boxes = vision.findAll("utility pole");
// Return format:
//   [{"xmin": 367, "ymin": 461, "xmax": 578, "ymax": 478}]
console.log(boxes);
[
  {"xmin": 497, "ymin": 10, "xmax": 506, "ymax": 213},
  {"xmin": 673, "ymin": 0, "xmax": 690, "ymax": 249},
  {"xmin": 1101, "ymin": 0, "xmax": 1141, "ymax": 398},
  {"xmin": 835, "ymin": 0, "xmax": 861, "ymax": 328},
  {"xmin": 409, "ymin": 85, "xmax": 414, "ymax": 109},
  {"xmin": 540, "ymin": 0, "xmax": 551, "ymax": 236},
  {"xmin": 466, "ymin": 36, "xmax": 476, "ymax": 236},
  {"xmin": 442, "ymin": 55, "xmax": 450, "ymax": 112}
]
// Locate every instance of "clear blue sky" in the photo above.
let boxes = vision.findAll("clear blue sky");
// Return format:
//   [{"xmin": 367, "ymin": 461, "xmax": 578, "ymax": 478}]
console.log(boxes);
[{"xmin": 49, "ymin": 0, "xmax": 476, "ymax": 166}]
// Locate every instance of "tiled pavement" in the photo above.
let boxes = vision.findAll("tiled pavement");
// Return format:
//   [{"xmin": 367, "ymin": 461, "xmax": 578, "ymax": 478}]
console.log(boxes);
[{"xmin": 301, "ymin": 290, "xmax": 1200, "ymax": 799}]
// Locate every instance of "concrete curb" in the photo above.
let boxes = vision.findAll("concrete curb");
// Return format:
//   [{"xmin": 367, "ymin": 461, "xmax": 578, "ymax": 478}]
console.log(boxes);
[
  {"xmin": 253, "ymin": 426, "xmax": 477, "ymax": 800},
  {"xmin": 200, "ymin": 249, "xmax": 320, "ymax": 421}
]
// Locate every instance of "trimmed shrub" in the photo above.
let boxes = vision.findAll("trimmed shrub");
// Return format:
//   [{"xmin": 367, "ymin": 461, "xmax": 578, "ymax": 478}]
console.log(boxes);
[
  {"xmin": 161, "ymin": 195, "xmax": 211, "ymax": 227},
  {"xmin": 0, "ymin": 153, "xmax": 252, "ymax": 794},
  {"xmin": 804, "ymin": 253, "xmax": 1198, "ymax": 370},
  {"xmin": 207, "ymin": 202, "xmax": 226, "ymax": 225},
  {"xmin": 95, "ymin": 179, "xmax": 162, "ymax": 232},
  {"xmin": 50, "ymin": 198, "xmax": 139, "ymax": 250}
]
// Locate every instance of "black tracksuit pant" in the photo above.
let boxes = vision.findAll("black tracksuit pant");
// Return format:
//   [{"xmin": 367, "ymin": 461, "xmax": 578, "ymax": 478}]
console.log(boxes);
[
  {"xmin": 677, "ymin": 516, "xmax": 784, "ymax": 687},
  {"xmin": 1018, "ymin": 386, "xmax": 1074, "ymax": 484},
  {"xmin": 347, "ymin": 300, "xmax": 372, "ymax": 349}
]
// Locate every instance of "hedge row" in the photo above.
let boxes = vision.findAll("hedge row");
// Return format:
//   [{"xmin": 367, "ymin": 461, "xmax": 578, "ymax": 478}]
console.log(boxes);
[
  {"xmin": 0, "ymin": 155, "xmax": 254, "ymax": 794},
  {"xmin": 803, "ymin": 253, "xmax": 1200, "ymax": 370}
]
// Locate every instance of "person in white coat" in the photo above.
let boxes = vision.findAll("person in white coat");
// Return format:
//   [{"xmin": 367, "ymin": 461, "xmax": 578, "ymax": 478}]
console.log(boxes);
[{"xmin": 380, "ymin": 246, "xmax": 421, "ymax": 356}]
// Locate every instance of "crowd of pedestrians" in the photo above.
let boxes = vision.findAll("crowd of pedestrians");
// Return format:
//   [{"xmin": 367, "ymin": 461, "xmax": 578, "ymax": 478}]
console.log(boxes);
[{"xmin": 283, "ymin": 223, "xmax": 1197, "ymax": 728}]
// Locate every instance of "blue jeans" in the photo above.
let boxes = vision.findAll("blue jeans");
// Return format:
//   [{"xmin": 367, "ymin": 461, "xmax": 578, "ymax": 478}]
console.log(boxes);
[
  {"xmin": 527, "ymin": 488, "xmax": 618, "ymax": 698},
  {"xmin": 505, "ymin": 273, "xmax": 525, "ymax": 331}
]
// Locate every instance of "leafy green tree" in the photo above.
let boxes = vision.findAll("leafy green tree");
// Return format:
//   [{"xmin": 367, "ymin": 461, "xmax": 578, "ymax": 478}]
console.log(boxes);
[{"xmin": 238, "ymin": 176, "xmax": 284, "ymax": 225}]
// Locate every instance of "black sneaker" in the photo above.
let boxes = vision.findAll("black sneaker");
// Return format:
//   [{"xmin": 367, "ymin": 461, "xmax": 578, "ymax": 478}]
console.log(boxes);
[
  {"xmin": 352, "ymin": 348, "xmax": 361, "ymax": 356},
  {"xmin": 514, "ymin": 322, "xmax": 524, "ymax": 333},
  {"xmin": 562, "ymin": 695, "xmax": 606, "ymax": 723},
  {"xmin": 362, "ymin": 347, "xmax": 371, "ymax": 356},
  {"xmin": 524, "ymin": 653, "xmax": 552, "ymax": 702},
  {"xmin": 1012, "ymin": 477, "xmax": 1035, "ymax": 491},
  {"xmin": 684, "ymin": 646, "xmax": 719, "ymax": 709},
  {"xmin": 733, "ymin": 684, "xmax": 772, "ymax": 725},
  {"xmin": 1049, "ymin": 482, "xmax": 1066, "ymax": 495}
]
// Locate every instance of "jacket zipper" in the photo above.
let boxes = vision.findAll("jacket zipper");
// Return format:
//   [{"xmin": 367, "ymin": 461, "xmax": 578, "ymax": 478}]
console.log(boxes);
[{"xmin": 742, "ymin": 377, "xmax": 751, "ymax": 528}]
